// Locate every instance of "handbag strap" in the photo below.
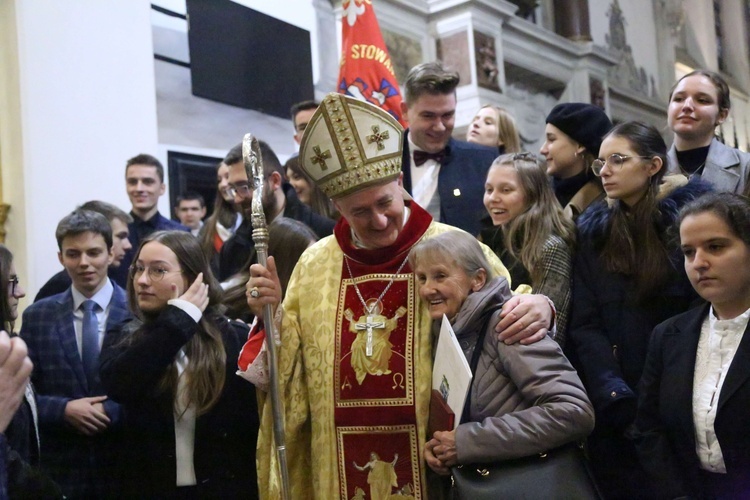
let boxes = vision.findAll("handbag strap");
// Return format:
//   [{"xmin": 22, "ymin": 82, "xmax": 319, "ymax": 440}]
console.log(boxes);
[{"xmin": 460, "ymin": 306, "xmax": 502, "ymax": 424}]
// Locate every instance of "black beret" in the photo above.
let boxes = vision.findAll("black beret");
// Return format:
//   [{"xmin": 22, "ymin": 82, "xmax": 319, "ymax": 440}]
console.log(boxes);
[{"xmin": 545, "ymin": 103, "xmax": 613, "ymax": 156}]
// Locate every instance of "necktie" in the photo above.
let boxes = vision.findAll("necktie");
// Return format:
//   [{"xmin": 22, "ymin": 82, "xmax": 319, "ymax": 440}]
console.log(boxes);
[
  {"xmin": 413, "ymin": 149, "xmax": 446, "ymax": 166},
  {"xmin": 81, "ymin": 300, "xmax": 100, "ymax": 388}
]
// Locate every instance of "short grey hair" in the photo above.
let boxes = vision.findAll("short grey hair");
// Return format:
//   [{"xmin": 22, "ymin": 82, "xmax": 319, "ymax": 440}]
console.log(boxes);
[{"xmin": 408, "ymin": 231, "xmax": 494, "ymax": 282}]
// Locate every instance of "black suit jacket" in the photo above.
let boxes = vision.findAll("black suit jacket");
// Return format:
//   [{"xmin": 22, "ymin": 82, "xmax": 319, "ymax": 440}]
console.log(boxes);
[
  {"xmin": 100, "ymin": 307, "xmax": 259, "ymax": 498},
  {"xmin": 633, "ymin": 303, "xmax": 750, "ymax": 498},
  {"xmin": 402, "ymin": 133, "xmax": 497, "ymax": 236}
]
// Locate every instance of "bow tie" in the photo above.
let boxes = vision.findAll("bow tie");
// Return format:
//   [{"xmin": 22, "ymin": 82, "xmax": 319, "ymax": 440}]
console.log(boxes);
[{"xmin": 413, "ymin": 149, "xmax": 446, "ymax": 166}]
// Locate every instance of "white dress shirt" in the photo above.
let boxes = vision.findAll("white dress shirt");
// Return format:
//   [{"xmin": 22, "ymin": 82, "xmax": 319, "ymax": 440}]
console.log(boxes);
[
  {"xmin": 408, "ymin": 137, "xmax": 441, "ymax": 220},
  {"xmin": 169, "ymin": 298, "xmax": 202, "ymax": 487},
  {"xmin": 692, "ymin": 306, "xmax": 750, "ymax": 473}
]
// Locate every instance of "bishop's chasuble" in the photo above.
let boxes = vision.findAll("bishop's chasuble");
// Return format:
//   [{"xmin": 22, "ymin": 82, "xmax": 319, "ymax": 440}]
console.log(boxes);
[{"xmin": 257, "ymin": 202, "xmax": 509, "ymax": 499}]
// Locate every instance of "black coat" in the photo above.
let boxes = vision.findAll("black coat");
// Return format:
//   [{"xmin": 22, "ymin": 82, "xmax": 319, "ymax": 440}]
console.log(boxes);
[
  {"xmin": 633, "ymin": 303, "xmax": 750, "ymax": 498},
  {"xmin": 566, "ymin": 180, "xmax": 712, "ymax": 498},
  {"xmin": 100, "ymin": 307, "xmax": 259, "ymax": 499},
  {"xmin": 568, "ymin": 180, "xmax": 712, "ymax": 422}
]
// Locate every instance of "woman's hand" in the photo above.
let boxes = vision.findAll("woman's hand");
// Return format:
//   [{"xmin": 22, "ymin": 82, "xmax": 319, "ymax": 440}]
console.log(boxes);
[
  {"xmin": 174, "ymin": 272, "xmax": 209, "ymax": 312},
  {"xmin": 431, "ymin": 430, "xmax": 458, "ymax": 468},
  {"xmin": 424, "ymin": 437, "xmax": 452, "ymax": 476},
  {"xmin": 246, "ymin": 257, "xmax": 282, "ymax": 318}
]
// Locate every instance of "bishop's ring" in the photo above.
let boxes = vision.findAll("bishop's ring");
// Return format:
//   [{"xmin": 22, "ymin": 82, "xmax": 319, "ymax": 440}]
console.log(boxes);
[{"xmin": 250, "ymin": 287, "xmax": 261, "ymax": 299}]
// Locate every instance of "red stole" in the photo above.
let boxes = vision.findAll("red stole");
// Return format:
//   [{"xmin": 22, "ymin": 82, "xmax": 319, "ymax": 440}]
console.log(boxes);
[{"xmin": 331, "ymin": 202, "xmax": 431, "ymax": 498}]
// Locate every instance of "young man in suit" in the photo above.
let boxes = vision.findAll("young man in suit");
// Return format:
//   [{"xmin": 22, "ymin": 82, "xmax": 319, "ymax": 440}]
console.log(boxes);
[
  {"xmin": 21, "ymin": 210, "xmax": 131, "ymax": 498},
  {"xmin": 110, "ymin": 153, "xmax": 189, "ymax": 287},
  {"xmin": 34, "ymin": 200, "xmax": 133, "ymax": 302},
  {"xmin": 400, "ymin": 61, "xmax": 497, "ymax": 236}
]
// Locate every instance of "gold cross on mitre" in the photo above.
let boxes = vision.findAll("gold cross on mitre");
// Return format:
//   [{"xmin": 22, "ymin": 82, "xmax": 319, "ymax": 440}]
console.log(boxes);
[
  {"xmin": 310, "ymin": 145, "xmax": 332, "ymax": 170},
  {"xmin": 366, "ymin": 125, "xmax": 389, "ymax": 151}
]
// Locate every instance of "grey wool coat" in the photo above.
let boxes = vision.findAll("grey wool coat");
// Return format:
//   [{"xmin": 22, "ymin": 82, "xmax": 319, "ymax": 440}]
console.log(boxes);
[
  {"xmin": 667, "ymin": 137, "xmax": 750, "ymax": 194},
  {"xmin": 447, "ymin": 277, "xmax": 595, "ymax": 465}
]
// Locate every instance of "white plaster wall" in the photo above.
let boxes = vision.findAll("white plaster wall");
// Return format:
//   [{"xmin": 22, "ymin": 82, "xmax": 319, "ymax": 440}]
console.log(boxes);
[{"xmin": 14, "ymin": 1, "xmax": 159, "ymax": 299}]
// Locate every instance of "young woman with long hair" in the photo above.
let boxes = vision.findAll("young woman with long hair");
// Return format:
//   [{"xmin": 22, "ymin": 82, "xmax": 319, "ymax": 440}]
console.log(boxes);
[
  {"xmin": 222, "ymin": 217, "xmax": 318, "ymax": 321},
  {"xmin": 667, "ymin": 70, "xmax": 750, "ymax": 194},
  {"xmin": 466, "ymin": 105, "xmax": 522, "ymax": 154},
  {"xmin": 567, "ymin": 121, "xmax": 712, "ymax": 498},
  {"xmin": 481, "ymin": 152, "xmax": 576, "ymax": 345},
  {"xmin": 633, "ymin": 192, "xmax": 750, "ymax": 498},
  {"xmin": 198, "ymin": 162, "xmax": 241, "ymax": 271},
  {"xmin": 100, "ymin": 231, "xmax": 259, "ymax": 498},
  {"xmin": 285, "ymin": 156, "xmax": 339, "ymax": 220}
]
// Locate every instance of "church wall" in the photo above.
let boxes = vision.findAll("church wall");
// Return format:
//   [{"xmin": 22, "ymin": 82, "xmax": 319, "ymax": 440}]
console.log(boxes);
[
  {"xmin": 590, "ymin": 0, "xmax": 662, "ymax": 98},
  {"xmin": 8, "ymin": 1, "xmax": 159, "ymax": 306}
]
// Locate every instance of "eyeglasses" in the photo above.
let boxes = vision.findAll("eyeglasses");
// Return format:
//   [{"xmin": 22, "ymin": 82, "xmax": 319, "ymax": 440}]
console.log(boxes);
[
  {"xmin": 7, "ymin": 276, "xmax": 19, "ymax": 296},
  {"xmin": 129, "ymin": 265, "xmax": 183, "ymax": 282},
  {"xmin": 591, "ymin": 154, "xmax": 653, "ymax": 177},
  {"xmin": 226, "ymin": 183, "xmax": 252, "ymax": 199}
]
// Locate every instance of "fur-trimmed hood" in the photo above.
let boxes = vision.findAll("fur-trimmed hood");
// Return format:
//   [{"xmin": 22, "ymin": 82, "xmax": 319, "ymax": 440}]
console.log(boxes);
[{"xmin": 577, "ymin": 176, "xmax": 713, "ymax": 244}]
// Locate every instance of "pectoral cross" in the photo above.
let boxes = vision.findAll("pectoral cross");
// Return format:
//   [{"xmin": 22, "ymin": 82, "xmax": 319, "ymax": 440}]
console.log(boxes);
[{"xmin": 355, "ymin": 315, "xmax": 385, "ymax": 357}]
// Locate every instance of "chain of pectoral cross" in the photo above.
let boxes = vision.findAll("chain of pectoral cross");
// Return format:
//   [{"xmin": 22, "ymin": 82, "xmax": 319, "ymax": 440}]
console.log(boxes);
[{"xmin": 345, "ymin": 254, "xmax": 410, "ymax": 356}]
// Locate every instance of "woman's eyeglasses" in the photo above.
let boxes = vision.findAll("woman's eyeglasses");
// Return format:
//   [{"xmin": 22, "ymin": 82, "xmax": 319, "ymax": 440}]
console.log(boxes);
[
  {"xmin": 129, "ymin": 265, "xmax": 183, "ymax": 282},
  {"xmin": 7, "ymin": 276, "xmax": 19, "ymax": 296},
  {"xmin": 591, "ymin": 154, "xmax": 653, "ymax": 177}
]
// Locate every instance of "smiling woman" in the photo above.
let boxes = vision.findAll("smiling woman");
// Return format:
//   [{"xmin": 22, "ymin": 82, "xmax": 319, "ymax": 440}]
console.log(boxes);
[
  {"xmin": 480, "ymin": 153, "xmax": 575, "ymax": 345},
  {"xmin": 408, "ymin": 231, "xmax": 594, "ymax": 497},
  {"xmin": 667, "ymin": 70, "xmax": 750, "ymax": 194}
]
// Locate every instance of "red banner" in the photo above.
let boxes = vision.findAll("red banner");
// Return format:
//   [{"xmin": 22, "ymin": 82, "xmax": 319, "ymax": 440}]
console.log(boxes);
[{"xmin": 338, "ymin": 0, "xmax": 406, "ymax": 127}]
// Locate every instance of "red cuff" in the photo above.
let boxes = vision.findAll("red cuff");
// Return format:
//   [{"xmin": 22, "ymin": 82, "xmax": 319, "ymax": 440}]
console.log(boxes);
[{"xmin": 237, "ymin": 324, "xmax": 266, "ymax": 371}]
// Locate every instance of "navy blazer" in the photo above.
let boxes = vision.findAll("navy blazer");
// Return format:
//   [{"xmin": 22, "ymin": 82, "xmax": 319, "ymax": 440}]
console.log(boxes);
[
  {"xmin": 20, "ymin": 282, "xmax": 131, "ymax": 498},
  {"xmin": 633, "ymin": 303, "xmax": 750, "ymax": 498},
  {"xmin": 402, "ymin": 133, "xmax": 497, "ymax": 236}
]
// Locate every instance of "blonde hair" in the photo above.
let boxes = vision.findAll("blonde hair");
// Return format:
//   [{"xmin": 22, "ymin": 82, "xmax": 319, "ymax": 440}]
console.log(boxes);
[
  {"xmin": 477, "ymin": 105, "xmax": 522, "ymax": 153},
  {"xmin": 491, "ymin": 153, "xmax": 576, "ymax": 286}
]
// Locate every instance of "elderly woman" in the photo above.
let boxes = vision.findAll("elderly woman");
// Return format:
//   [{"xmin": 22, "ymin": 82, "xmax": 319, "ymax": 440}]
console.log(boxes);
[{"xmin": 409, "ymin": 231, "xmax": 594, "ymax": 497}]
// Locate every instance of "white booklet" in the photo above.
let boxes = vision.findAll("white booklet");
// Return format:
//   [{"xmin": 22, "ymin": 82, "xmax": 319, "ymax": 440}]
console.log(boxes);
[{"xmin": 431, "ymin": 315, "xmax": 473, "ymax": 429}]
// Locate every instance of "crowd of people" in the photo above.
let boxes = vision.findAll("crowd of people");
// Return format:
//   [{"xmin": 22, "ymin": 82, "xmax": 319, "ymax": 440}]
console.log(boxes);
[{"xmin": 0, "ymin": 62, "xmax": 748, "ymax": 499}]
